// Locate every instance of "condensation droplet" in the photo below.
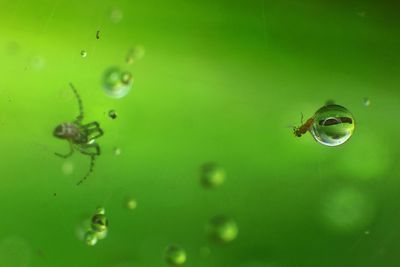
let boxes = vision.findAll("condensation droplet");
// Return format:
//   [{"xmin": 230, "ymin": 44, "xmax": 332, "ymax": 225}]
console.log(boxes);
[
  {"xmin": 102, "ymin": 67, "xmax": 133, "ymax": 99},
  {"xmin": 164, "ymin": 244, "xmax": 187, "ymax": 266},
  {"xmin": 81, "ymin": 50, "xmax": 87, "ymax": 58},
  {"xmin": 125, "ymin": 197, "xmax": 137, "ymax": 210},
  {"xmin": 108, "ymin": 110, "xmax": 118, "ymax": 119},
  {"xmin": 206, "ymin": 215, "xmax": 238, "ymax": 244},
  {"xmin": 200, "ymin": 162, "xmax": 225, "ymax": 189},
  {"xmin": 363, "ymin": 97, "xmax": 371, "ymax": 107}
]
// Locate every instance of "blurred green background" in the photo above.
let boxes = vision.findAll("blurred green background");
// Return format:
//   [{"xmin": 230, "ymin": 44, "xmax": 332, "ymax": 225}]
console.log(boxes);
[{"xmin": 0, "ymin": 0, "xmax": 400, "ymax": 266}]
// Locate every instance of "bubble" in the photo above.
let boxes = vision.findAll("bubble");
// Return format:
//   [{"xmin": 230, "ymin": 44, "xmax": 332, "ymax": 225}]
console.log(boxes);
[
  {"xmin": 126, "ymin": 46, "xmax": 146, "ymax": 64},
  {"xmin": 110, "ymin": 8, "xmax": 123, "ymax": 23},
  {"xmin": 108, "ymin": 110, "xmax": 118, "ymax": 119},
  {"xmin": 62, "ymin": 161, "xmax": 74, "ymax": 175},
  {"xmin": 321, "ymin": 187, "xmax": 375, "ymax": 232},
  {"xmin": 91, "ymin": 213, "xmax": 108, "ymax": 232},
  {"xmin": 81, "ymin": 50, "xmax": 87, "ymax": 58},
  {"xmin": 125, "ymin": 197, "xmax": 137, "ymax": 210},
  {"xmin": 310, "ymin": 104, "xmax": 355, "ymax": 146},
  {"xmin": 114, "ymin": 147, "xmax": 122, "ymax": 156},
  {"xmin": 206, "ymin": 215, "xmax": 238, "ymax": 244},
  {"xmin": 102, "ymin": 67, "xmax": 133, "ymax": 99},
  {"xmin": 363, "ymin": 97, "xmax": 370, "ymax": 107},
  {"xmin": 164, "ymin": 244, "xmax": 187, "ymax": 266},
  {"xmin": 200, "ymin": 162, "xmax": 225, "ymax": 188},
  {"xmin": 84, "ymin": 231, "xmax": 98, "ymax": 246},
  {"xmin": 0, "ymin": 236, "xmax": 32, "ymax": 267}
]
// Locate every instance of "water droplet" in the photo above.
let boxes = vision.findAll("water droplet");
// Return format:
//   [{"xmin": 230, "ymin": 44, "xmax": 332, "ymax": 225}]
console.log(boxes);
[
  {"xmin": 84, "ymin": 231, "xmax": 98, "ymax": 246},
  {"xmin": 108, "ymin": 110, "xmax": 118, "ymax": 119},
  {"xmin": 125, "ymin": 197, "xmax": 137, "ymax": 210},
  {"xmin": 206, "ymin": 215, "xmax": 238, "ymax": 244},
  {"xmin": 126, "ymin": 46, "xmax": 146, "ymax": 64},
  {"xmin": 363, "ymin": 97, "xmax": 371, "ymax": 107},
  {"xmin": 110, "ymin": 8, "xmax": 123, "ymax": 23},
  {"xmin": 102, "ymin": 67, "xmax": 133, "ymax": 99},
  {"xmin": 200, "ymin": 162, "xmax": 225, "ymax": 188},
  {"xmin": 164, "ymin": 244, "xmax": 187, "ymax": 266},
  {"xmin": 96, "ymin": 229, "xmax": 108, "ymax": 240},
  {"xmin": 321, "ymin": 187, "xmax": 375, "ymax": 232},
  {"xmin": 81, "ymin": 50, "xmax": 87, "ymax": 58},
  {"xmin": 62, "ymin": 161, "xmax": 74, "ymax": 175},
  {"xmin": 95, "ymin": 206, "xmax": 106, "ymax": 215},
  {"xmin": 114, "ymin": 147, "xmax": 122, "ymax": 156},
  {"xmin": 91, "ymin": 214, "xmax": 108, "ymax": 232},
  {"xmin": 310, "ymin": 104, "xmax": 355, "ymax": 146}
]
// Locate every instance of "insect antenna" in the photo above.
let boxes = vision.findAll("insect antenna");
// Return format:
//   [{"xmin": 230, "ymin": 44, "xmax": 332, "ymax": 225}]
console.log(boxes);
[
  {"xmin": 69, "ymin": 82, "xmax": 84, "ymax": 123},
  {"xmin": 76, "ymin": 155, "xmax": 96, "ymax": 186}
]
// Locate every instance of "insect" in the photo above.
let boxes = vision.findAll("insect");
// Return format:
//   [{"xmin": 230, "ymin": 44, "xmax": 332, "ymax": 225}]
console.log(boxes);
[
  {"xmin": 53, "ymin": 83, "xmax": 104, "ymax": 185},
  {"xmin": 293, "ymin": 104, "xmax": 355, "ymax": 146},
  {"xmin": 293, "ymin": 113, "xmax": 314, "ymax": 137}
]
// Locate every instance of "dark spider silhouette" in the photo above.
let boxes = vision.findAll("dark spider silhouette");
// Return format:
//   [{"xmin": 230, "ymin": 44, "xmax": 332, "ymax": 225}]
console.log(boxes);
[{"xmin": 53, "ymin": 83, "xmax": 104, "ymax": 185}]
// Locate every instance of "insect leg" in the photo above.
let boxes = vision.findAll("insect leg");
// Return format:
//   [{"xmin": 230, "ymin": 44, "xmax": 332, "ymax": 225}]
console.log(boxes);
[
  {"xmin": 69, "ymin": 83, "xmax": 84, "ymax": 123},
  {"xmin": 78, "ymin": 142, "xmax": 101, "ymax": 156}
]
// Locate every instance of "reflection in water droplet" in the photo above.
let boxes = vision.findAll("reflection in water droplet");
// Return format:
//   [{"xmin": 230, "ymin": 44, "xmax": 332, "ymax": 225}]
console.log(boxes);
[
  {"xmin": 91, "ymin": 213, "xmax": 108, "ymax": 232},
  {"xmin": 164, "ymin": 244, "xmax": 187, "ymax": 266},
  {"xmin": 310, "ymin": 104, "xmax": 355, "ymax": 146},
  {"xmin": 206, "ymin": 215, "xmax": 238, "ymax": 244},
  {"xmin": 102, "ymin": 67, "xmax": 133, "ymax": 99}
]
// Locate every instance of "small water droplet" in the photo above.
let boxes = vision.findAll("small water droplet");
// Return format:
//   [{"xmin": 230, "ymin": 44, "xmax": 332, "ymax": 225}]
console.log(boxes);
[
  {"xmin": 84, "ymin": 231, "xmax": 98, "ymax": 246},
  {"xmin": 114, "ymin": 147, "xmax": 122, "ymax": 156},
  {"xmin": 206, "ymin": 215, "xmax": 238, "ymax": 244},
  {"xmin": 110, "ymin": 8, "xmax": 123, "ymax": 23},
  {"xmin": 200, "ymin": 162, "xmax": 225, "ymax": 189},
  {"xmin": 363, "ymin": 97, "xmax": 370, "ymax": 107},
  {"xmin": 102, "ymin": 67, "xmax": 133, "ymax": 99},
  {"xmin": 125, "ymin": 197, "xmax": 137, "ymax": 210},
  {"xmin": 108, "ymin": 110, "xmax": 118, "ymax": 119},
  {"xmin": 164, "ymin": 244, "xmax": 187, "ymax": 266},
  {"xmin": 81, "ymin": 50, "xmax": 87, "ymax": 58}
]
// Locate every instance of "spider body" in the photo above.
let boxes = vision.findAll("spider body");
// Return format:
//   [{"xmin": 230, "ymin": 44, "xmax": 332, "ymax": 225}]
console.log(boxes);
[{"xmin": 54, "ymin": 83, "xmax": 103, "ymax": 185}]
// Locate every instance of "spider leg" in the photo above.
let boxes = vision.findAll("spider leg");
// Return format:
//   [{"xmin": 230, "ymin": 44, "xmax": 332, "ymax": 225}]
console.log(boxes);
[
  {"xmin": 76, "ymin": 155, "xmax": 96, "ymax": 186},
  {"xmin": 300, "ymin": 112, "xmax": 304, "ymax": 124},
  {"xmin": 78, "ymin": 142, "xmax": 101, "ymax": 156},
  {"xmin": 82, "ymin": 122, "xmax": 104, "ymax": 140},
  {"xmin": 69, "ymin": 83, "xmax": 84, "ymax": 123},
  {"xmin": 54, "ymin": 141, "xmax": 74, "ymax": 158}
]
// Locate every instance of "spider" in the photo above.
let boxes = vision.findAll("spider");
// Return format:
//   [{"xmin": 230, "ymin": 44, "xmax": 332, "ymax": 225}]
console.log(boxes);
[{"xmin": 53, "ymin": 83, "xmax": 104, "ymax": 185}]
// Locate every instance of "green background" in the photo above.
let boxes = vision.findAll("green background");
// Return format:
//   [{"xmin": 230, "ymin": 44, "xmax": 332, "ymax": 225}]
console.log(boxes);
[{"xmin": 0, "ymin": 0, "xmax": 399, "ymax": 266}]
